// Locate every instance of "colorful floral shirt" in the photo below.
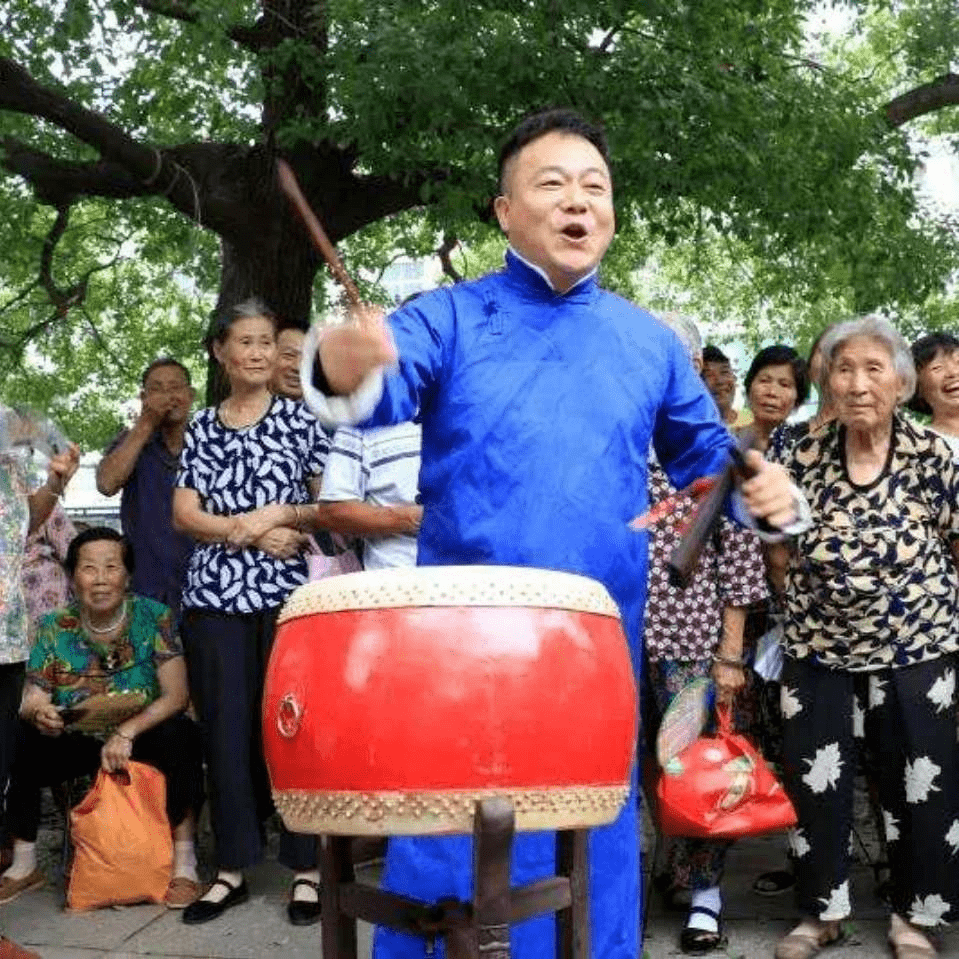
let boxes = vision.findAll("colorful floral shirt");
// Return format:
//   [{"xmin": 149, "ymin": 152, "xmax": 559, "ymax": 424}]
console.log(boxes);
[
  {"xmin": 0, "ymin": 454, "xmax": 31, "ymax": 665},
  {"xmin": 771, "ymin": 415, "xmax": 959, "ymax": 670},
  {"xmin": 28, "ymin": 594, "xmax": 181, "ymax": 710},
  {"xmin": 22, "ymin": 502, "xmax": 75, "ymax": 645}
]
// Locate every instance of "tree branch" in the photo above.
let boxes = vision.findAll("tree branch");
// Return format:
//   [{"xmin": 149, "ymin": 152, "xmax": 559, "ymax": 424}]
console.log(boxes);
[
  {"xmin": 885, "ymin": 73, "xmax": 959, "ymax": 128},
  {"xmin": 132, "ymin": 0, "xmax": 267, "ymax": 51},
  {"xmin": 39, "ymin": 206, "xmax": 88, "ymax": 317},
  {"xmin": 80, "ymin": 305, "xmax": 126, "ymax": 369},
  {"xmin": 0, "ymin": 280, "xmax": 41, "ymax": 318},
  {"xmin": 0, "ymin": 56, "xmax": 233, "ymax": 227},
  {"xmin": 1, "ymin": 137, "xmax": 153, "ymax": 206},
  {"xmin": 437, "ymin": 234, "xmax": 463, "ymax": 283}
]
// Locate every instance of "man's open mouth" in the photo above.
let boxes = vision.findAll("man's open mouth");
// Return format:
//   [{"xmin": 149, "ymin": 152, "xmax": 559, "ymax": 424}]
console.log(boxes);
[{"xmin": 562, "ymin": 224, "xmax": 588, "ymax": 239}]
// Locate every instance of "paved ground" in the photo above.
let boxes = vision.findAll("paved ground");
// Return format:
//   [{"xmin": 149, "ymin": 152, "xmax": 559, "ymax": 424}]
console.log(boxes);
[{"xmin": 2, "ymin": 785, "xmax": 957, "ymax": 959}]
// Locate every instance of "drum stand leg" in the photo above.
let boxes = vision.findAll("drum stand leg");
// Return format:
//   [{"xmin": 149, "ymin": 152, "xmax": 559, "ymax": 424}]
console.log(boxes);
[
  {"xmin": 318, "ymin": 802, "xmax": 590, "ymax": 959},
  {"xmin": 556, "ymin": 829, "xmax": 590, "ymax": 959},
  {"xmin": 448, "ymin": 797, "xmax": 514, "ymax": 959},
  {"xmin": 321, "ymin": 834, "xmax": 357, "ymax": 959}
]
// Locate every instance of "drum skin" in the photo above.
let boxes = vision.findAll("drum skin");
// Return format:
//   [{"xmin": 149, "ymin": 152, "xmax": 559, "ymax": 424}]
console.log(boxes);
[{"xmin": 263, "ymin": 566, "xmax": 637, "ymax": 835}]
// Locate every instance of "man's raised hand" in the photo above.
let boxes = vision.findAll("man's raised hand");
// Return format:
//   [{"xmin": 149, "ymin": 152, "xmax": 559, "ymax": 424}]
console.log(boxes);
[{"xmin": 318, "ymin": 304, "xmax": 397, "ymax": 396}]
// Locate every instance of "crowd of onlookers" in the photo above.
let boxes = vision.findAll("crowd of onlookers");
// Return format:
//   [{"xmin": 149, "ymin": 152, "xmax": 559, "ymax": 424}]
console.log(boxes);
[
  {"xmin": 1, "ymin": 297, "xmax": 959, "ymax": 959},
  {"xmin": 646, "ymin": 317, "xmax": 959, "ymax": 959},
  {"xmin": 0, "ymin": 299, "xmax": 422, "ymax": 942}
]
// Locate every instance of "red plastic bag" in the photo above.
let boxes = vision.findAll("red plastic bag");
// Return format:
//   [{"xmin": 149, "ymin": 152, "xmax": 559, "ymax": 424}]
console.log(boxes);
[
  {"xmin": 67, "ymin": 761, "xmax": 173, "ymax": 910},
  {"xmin": 657, "ymin": 705, "xmax": 797, "ymax": 839}
]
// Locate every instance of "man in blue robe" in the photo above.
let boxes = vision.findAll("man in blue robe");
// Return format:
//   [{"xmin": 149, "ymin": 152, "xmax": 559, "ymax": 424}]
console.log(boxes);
[{"xmin": 302, "ymin": 108, "xmax": 805, "ymax": 959}]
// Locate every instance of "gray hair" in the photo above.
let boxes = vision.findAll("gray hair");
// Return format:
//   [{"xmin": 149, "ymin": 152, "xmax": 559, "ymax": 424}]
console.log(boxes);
[
  {"xmin": 209, "ymin": 297, "xmax": 278, "ymax": 347},
  {"xmin": 657, "ymin": 312, "xmax": 702, "ymax": 362},
  {"xmin": 818, "ymin": 314, "xmax": 916, "ymax": 404},
  {"xmin": 231, "ymin": 297, "xmax": 275, "ymax": 324}
]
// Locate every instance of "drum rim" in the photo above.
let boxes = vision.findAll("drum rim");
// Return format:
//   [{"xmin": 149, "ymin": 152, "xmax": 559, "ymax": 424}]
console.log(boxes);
[{"xmin": 278, "ymin": 565, "xmax": 621, "ymax": 622}]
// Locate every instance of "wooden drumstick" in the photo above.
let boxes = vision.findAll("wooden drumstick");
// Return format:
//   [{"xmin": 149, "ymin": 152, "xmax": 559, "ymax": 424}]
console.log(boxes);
[
  {"xmin": 667, "ymin": 428, "xmax": 761, "ymax": 588},
  {"xmin": 276, "ymin": 158, "xmax": 363, "ymax": 307}
]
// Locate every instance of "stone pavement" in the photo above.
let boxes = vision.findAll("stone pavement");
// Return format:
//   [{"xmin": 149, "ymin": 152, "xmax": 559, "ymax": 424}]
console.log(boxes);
[{"xmin": 2, "ymin": 795, "xmax": 958, "ymax": 959}]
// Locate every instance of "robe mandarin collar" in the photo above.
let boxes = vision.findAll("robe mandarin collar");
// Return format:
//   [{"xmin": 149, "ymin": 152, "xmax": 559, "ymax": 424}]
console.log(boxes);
[{"xmin": 503, "ymin": 249, "xmax": 598, "ymax": 302}]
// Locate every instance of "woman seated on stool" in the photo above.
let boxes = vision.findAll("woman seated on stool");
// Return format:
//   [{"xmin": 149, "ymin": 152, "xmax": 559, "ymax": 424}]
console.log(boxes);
[{"xmin": 0, "ymin": 527, "xmax": 204, "ymax": 909}]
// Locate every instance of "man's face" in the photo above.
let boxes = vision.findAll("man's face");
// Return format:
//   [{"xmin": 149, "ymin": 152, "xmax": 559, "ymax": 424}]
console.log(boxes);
[
  {"xmin": 494, "ymin": 131, "xmax": 614, "ymax": 293},
  {"xmin": 270, "ymin": 328, "xmax": 305, "ymax": 399},
  {"xmin": 141, "ymin": 364, "xmax": 193, "ymax": 425},
  {"xmin": 701, "ymin": 360, "xmax": 736, "ymax": 413}
]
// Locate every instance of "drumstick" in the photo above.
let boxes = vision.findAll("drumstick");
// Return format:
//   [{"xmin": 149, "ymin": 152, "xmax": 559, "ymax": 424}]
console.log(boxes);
[
  {"xmin": 276, "ymin": 158, "xmax": 363, "ymax": 307},
  {"xmin": 667, "ymin": 428, "xmax": 760, "ymax": 588}
]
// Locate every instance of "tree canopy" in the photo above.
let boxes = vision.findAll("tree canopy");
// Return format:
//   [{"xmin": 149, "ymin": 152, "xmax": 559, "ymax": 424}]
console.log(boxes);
[{"xmin": 1, "ymin": 0, "xmax": 958, "ymax": 446}]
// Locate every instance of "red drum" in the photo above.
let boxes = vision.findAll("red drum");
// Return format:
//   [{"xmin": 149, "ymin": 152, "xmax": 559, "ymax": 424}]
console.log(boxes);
[{"xmin": 263, "ymin": 566, "xmax": 637, "ymax": 836}]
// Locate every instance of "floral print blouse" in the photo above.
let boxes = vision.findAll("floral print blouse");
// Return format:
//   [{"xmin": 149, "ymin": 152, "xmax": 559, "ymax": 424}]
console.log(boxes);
[
  {"xmin": 0, "ymin": 454, "xmax": 30, "ymax": 665},
  {"xmin": 644, "ymin": 461, "xmax": 768, "ymax": 662},
  {"xmin": 772, "ymin": 415, "xmax": 959, "ymax": 670},
  {"xmin": 22, "ymin": 502, "xmax": 75, "ymax": 645},
  {"xmin": 28, "ymin": 594, "xmax": 182, "ymax": 710}
]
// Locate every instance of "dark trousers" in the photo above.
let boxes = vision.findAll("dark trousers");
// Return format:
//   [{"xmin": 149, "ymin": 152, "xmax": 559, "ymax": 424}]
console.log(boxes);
[
  {"xmin": 181, "ymin": 607, "xmax": 317, "ymax": 871},
  {"xmin": 0, "ymin": 662, "xmax": 25, "ymax": 846},
  {"xmin": 5, "ymin": 713, "xmax": 204, "ymax": 842},
  {"xmin": 782, "ymin": 655, "xmax": 959, "ymax": 925}
]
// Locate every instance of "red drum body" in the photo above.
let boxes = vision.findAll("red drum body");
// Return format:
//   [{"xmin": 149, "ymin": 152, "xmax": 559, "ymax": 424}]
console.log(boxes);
[{"xmin": 263, "ymin": 566, "xmax": 637, "ymax": 836}]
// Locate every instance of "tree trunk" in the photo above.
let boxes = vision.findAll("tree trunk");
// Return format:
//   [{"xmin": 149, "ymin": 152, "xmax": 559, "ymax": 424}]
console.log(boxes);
[{"xmin": 204, "ymin": 198, "xmax": 321, "ymax": 403}]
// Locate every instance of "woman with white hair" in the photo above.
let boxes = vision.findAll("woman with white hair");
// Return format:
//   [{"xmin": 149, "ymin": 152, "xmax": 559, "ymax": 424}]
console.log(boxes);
[{"xmin": 771, "ymin": 316, "xmax": 959, "ymax": 959}]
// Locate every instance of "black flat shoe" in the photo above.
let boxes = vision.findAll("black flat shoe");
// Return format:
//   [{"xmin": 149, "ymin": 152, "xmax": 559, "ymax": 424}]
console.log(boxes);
[
  {"xmin": 680, "ymin": 905, "xmax": 724, "ymax": 955},
  {"xmin": 287, "ymin": 878, "xmax": 322, "ymax": 926},
  {"xmin": 182, "ymin": 877, "xmax": 249, "ymax": 925}
]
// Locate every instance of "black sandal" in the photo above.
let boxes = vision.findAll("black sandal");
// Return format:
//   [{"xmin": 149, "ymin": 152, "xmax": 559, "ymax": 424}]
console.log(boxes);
[{"xmin": 680, "ymin": 905, "xmax": 724, "ymax": 955}]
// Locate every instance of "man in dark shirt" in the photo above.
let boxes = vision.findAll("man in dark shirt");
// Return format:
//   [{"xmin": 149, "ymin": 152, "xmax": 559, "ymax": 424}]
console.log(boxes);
[{"xmin": 96, "ymin": 358, "xmax": 195, "ymax": 619}]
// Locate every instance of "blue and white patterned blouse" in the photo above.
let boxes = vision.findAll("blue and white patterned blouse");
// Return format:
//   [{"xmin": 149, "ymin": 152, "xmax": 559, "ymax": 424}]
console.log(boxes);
[{"xmin": 176, "ymin": 396, "xmax": 329, "ymax": 613}]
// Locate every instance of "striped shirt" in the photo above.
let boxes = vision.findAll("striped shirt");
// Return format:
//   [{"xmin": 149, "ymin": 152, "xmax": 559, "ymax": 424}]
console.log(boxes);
[{"xmin": 319, "ymin": 422, "xmax": 421, "ymax": 570}]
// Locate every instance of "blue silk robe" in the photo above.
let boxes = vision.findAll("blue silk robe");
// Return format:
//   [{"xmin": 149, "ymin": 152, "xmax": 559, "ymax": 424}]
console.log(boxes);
[{"xmin": 356, "ymin": 252, "xmax": 733, "ymax": 959}]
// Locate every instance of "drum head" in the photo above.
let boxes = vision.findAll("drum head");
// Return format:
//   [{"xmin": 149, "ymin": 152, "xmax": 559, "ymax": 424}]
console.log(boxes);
[{"xmin": 279, "ymin": 564, "xmax": 621, "ymax": 622}]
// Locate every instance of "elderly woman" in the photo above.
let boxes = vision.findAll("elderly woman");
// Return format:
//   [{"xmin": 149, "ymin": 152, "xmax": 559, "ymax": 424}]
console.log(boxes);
[
  {"xmin": 908, "ymin": 331, "xmax": 959, "ymax": 457},
  {"xmin": 646, "ymin": 315, "xmax": 770, "ymax": 955},
  {"xmin": 173, "ymin": 298, "xmax": 330, "ymax": 927},
  {"xmin": 771, "ymin": 316, "xmax": 959, "ymax": 959},
  {"xmin": 0, "ymin": 527, "xmax": 203, "ymax": 907},
  {"xmin": 743, "ymin": 345, "xmax": 810, "ymax": 452},
  {"xmin": 0, "ymin": 432, "xmax": 78, "ymax": 869}
]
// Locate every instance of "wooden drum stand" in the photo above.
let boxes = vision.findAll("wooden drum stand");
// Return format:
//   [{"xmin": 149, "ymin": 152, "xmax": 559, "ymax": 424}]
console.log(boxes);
[
  {"xmin": 318, "ymin": 798, "xmax": 590, "ymax": 959},
  {"xmin": 263, "ymin": 568, "xmax": 638, "ymax": 959}
]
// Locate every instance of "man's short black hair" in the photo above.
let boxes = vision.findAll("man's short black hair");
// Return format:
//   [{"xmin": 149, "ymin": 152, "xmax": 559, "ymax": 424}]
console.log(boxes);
[
  {"xmin": 498, "ymin": 108, "xmax": 610, "ymax": 193},
  {"xmin": 908, "ymin": 331, "xmax": 959, "ymax": 415},
  {"xmin": 141, "ymin": 357, "xmax": 192, "ymax": 388},
  {"xmin": 702, "ymin": 345, "xmax": 730, "ymax": 366}
]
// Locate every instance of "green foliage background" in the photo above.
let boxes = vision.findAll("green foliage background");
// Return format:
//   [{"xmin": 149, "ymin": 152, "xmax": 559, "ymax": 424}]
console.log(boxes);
[{"xmin": 0, "ymin": 0, "xmax": 957, "ymax": 446}]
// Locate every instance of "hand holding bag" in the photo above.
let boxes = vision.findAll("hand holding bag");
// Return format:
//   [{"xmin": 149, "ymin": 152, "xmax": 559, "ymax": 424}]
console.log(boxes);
[
  {"xmin": 656, "ymin": 704, "xmax": 797, "ymax": 839},
  {"xmin": 67, "ymin": 761, "xmax": 173, "ymax": 910}
]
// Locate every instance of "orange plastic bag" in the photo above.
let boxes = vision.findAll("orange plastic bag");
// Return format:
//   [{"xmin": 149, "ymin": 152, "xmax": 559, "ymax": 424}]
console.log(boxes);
[
  {"xmin": 67, "ymin": 761, "xmax": 172, "ymax": 910},
  {"xmin": 657, "ymin": 705, "xmax": 797, "ymax": 839}
]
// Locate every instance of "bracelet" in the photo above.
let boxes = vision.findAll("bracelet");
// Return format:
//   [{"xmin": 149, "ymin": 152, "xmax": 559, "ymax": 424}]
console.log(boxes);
[
  {"xmin": 292, "ymin": 504, "xmax": 303, "ymax": 530},
  {"xmin": 712, "ymin": 653, "xmax": 745, "ymax": 668}
]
